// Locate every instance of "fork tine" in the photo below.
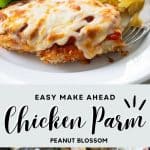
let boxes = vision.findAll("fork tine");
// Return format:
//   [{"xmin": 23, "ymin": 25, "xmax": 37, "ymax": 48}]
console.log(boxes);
[
  {"xmin": 123, "ymin": 27, "xmax": 139, "ymax": 41},
  {"xmin": 129, "ymin": 28, "xmax": 150, "ymax": 44},
  {"xmin": 123, "ymin": 24, "xmax": 150, "ymax": 45},
  {"xmin": 125, "ymin": 28, "xmax": 144, "ymax": 43},
  {"xmin": 122, "ymin": 26, "xmax": 133, "ymax": 37}
]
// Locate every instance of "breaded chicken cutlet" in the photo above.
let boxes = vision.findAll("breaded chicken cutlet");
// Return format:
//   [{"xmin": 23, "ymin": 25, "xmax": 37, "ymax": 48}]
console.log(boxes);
[{"xmin": 0, "ymin": 0, "xmax": 124, "ymax": 64}]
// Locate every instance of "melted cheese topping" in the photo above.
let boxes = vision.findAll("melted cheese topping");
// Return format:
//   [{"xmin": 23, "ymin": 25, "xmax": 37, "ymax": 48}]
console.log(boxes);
[{"xmin": 0, "ymin": 0, "xmax": 121, "ymax": 59}]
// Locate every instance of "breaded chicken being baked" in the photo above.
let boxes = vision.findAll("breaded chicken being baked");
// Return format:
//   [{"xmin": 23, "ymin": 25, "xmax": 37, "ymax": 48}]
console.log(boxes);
[{"xmin": 0, "ymin": 0, "xmax": 124, "ymax": 64}]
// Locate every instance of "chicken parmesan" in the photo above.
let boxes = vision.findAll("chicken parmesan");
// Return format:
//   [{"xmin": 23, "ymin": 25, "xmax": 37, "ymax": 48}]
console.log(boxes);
[{"xmin": 0, "ymin": 0, "xmax": 125, "ymax": 63}]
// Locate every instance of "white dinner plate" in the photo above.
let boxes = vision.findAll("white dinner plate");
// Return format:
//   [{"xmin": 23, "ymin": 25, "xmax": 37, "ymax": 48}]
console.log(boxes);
[{"xmin": 0, "ymin": 1, "xmax": 150, "ymax": 84}]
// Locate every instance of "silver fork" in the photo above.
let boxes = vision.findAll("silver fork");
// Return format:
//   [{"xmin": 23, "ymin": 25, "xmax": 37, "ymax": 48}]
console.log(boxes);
[{"xmin": 122, "ymin": 23, "xmax": 150, "ymax": 45}]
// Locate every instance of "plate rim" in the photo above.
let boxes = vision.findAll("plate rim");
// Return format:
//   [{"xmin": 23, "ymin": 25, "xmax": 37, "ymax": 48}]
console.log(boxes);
[{"xmin": 0, "ymin": 44, "xmax": 150, "ymax": 85}]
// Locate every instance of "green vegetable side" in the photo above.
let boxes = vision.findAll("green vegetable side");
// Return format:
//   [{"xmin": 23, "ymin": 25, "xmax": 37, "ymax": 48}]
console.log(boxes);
[
  {"xmin": 0, "ymin": 0, "xmax": 144, "ymax": 14},
  {"xmin": 0, "ymin": 0, "xmax": 15, "ymax": 8}
]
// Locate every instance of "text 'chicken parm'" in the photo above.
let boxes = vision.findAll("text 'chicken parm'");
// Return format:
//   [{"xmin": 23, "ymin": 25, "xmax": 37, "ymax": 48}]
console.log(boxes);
[{"xmin": 0, "ymin": 0, "xmax": 124, "ymax": 63}]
